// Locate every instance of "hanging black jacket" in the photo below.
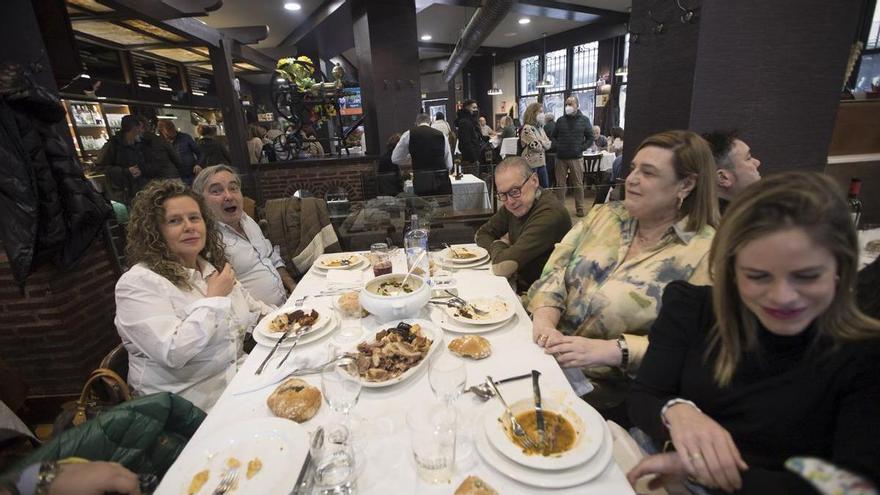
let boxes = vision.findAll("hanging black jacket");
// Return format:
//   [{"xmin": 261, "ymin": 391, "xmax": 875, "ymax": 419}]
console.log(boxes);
[{"xmin": 0, "ymin": 64, "xmax": 112, "ymax": 287}]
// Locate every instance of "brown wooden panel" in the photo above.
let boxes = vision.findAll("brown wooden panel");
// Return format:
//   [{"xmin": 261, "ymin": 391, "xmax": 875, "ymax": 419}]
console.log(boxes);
[{"xmin": 828, "ymin": 100, "xmax": 880, "ymax": 156}]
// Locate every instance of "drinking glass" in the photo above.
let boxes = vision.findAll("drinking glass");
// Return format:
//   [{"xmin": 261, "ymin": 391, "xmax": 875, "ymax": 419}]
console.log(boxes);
[
  {"xmin": 311, "ymin": 423, "xmax": 357, "ymax": 495},
  {"xmin": 406, "ymin": 402, "xmax": 457, "ymax": 484},
  {"xmin": 428, "ymin": 349, "xmax": 467, "ymax": 405},
  {"xmin": 369, "ymin": 243, "xmax": 392, "ymax": 277},
  {"xmin": 332, "ymin": 294, "xmax": 364, "ymax": 343},
  {"xmin": 321, "ymin": 358, "xmax": 362, "ymax": 427}
]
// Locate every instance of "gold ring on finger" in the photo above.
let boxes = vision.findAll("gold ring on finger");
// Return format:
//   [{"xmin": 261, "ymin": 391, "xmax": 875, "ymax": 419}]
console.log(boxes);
[{"xmin": 689, "ymin": 452, "xmax": 704, "ymax": 463}]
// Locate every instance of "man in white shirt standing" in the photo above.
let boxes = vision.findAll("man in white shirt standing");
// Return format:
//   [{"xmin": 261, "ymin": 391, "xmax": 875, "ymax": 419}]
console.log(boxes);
[
  {"xmin": 194, "ymin": 165, "xmax": 295, "ymax": 306},
  {"xmin": 392, "ymin": 113, "xmax": 454, "ymax": 196}
]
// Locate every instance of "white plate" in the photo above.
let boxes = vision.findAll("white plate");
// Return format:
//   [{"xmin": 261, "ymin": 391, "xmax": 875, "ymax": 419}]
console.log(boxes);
[
  {"xmin": 431, "ymin": 307, "xmax": 516, "ymax": 334},
  {"xmin": 484, "ymin": 395, "xmax": 605, "ymax": 471},
  {"xmin": 443, "ymin": 297, "xmax": 516, "ymax": 326},
  {"xmin": 476, "ymin": 411, "xmax": 613, "ymax": 489},
  {"xmin": 435, "ymin": 256, "xmax": 490, "ymax": 270},
  {"xmin": 315, "ymin": 253, "xmax": 366, "ymax": 270},
  {"xmin": 441, "ymin": 245, "xmax": 489, "ymax": 264},
  {"xmin": 158, "ymin": 417, "xmax": 308, "ymax": 495},
  {"xmin": 348, "ymin": 319, "xmax": 441, "ymax": 388},
  {"xmin": 254, "ymin": 305, "xmax": 331, "ymax": 340},
  {"xmin": 253, "ymin": 313, "xmax": 338, "ymax": 348}
]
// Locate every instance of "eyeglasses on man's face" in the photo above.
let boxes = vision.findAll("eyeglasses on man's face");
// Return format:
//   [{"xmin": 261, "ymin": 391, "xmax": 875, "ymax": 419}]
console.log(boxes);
[{"xmin": 496, "ymin": 173, "xmax": 534, "ymax": 202}]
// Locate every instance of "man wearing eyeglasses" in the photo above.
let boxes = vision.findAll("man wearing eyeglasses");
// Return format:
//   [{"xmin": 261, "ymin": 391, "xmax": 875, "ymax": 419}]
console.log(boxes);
[{"xmin": 476, "ymin": 157, "xmax": 572, "ymax": 293}]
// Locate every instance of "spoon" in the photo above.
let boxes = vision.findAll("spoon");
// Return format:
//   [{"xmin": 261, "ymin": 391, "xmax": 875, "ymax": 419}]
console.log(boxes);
[
  {"xmin": 464, "ymin": 372, "xmax": 532, "ymax": 401},
  {"xmin": 397, "ymin": 249, "xmax": 428, "ymax": 292}
]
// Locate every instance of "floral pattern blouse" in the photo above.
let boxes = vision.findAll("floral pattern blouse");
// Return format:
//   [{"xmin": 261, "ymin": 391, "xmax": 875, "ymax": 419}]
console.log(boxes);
[{"xmin": 527, "ymin": 202, "xmax": 714, "ymax": 379}]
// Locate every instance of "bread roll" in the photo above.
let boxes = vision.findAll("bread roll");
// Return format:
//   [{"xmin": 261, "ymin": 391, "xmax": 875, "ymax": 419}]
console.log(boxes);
[
  {"xmin": 455, "ymin": 475, "xmax": 498, "ymax": 495},
  {"xmin": 448, "ymin": 335, "xmax": 491, "ymax": 360},
  {"xmin": 266, "ymin": 378, "xmax": 321, "ymax": 422}
]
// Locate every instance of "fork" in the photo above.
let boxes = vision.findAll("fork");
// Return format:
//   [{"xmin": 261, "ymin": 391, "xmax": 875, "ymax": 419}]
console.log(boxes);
[
  {"xmin": 212, "ymin": 469, "xmax": 238, "ymax": 495},
  {"xmin": 443, "ymin": 290, "xmax": 490, "ymax": 316},
  {"xmin": 485, "ymin": 375, "xmax": 539, "ymax": 450},
  {"xmin": 294, "ymin": 295, "xmax": 309, "ymax": 307}
]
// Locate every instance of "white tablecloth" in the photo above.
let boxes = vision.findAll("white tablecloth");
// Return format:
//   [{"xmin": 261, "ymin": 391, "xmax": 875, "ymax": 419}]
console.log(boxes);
[
  {"xmin": 157, "ymin": 249, "xmax": 634, "ymax": 495},
  {"xmin": 405, "ymin": 173, "xmax": 492, "ymax": 211},
  {"xmin": 582, "ymin": 151, "xmax": 616, "ymax": 172}
]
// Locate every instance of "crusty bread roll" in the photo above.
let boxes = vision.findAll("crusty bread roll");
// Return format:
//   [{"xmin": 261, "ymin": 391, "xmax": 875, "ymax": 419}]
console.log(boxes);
[
  {"xmin": 266, "ymin": 378, "xmax": 321, "ymax": 423},
  {"xmin": 455, "ymin": 475, "xmax": 498, "ymax": 495},
  {"xmin": 448, "ymin": 335, "xmax": 491, "ymax": 360},
  {"xmin": 337, "ymin": 292, "xmax": 368, "ymax": 317}
]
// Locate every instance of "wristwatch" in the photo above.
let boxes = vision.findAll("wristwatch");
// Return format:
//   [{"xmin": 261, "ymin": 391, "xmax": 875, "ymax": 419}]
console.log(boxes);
[
  {"xmin": 616, "ymin": 335, "xmax": 629, "ymax": 371},
  {"xmin": 35, "ymin": 462, "xmax": 59, "ymax": 495}
]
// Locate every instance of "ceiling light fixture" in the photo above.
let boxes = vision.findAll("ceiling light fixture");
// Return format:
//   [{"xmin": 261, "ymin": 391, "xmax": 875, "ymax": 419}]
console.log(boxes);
[
  {"xmin": 536, "ymin": 32, "xmax": 553, "ymax": 89},
  {"xmin": 284, "ymin": 2, "xmax": 302, "ymax": 11},
  {"xmin": 487, "ymin": 52, "xmax": 503, "ymax": 96},
  {"xmin": 518, "ymin": 18, "xmax": 530, "ymax": 25},
  {"xmin": 420, "ymin": 34, "xmax": 432, "ymax": 41}
]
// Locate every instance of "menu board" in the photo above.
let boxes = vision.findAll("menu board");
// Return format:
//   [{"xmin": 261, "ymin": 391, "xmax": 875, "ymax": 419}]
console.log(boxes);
[
  {"xmin": 77, "ymin": 41, "xmax": 125, "ymax": 83},
  {"xmin": 186, "ymin": 68, "xmax": 216, "ymax": 97},
  {"xmin": 131, "ymin": 54, "xmax": 183, "ymax": 93}
]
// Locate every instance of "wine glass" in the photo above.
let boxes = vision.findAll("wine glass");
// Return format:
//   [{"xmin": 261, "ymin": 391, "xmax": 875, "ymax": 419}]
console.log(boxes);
[
  {"xmin": 321, "ymin": 357, "xmax": 362, "ymax": 428},
  {"xmin": 428, "ymin": 349, "xmax": 467, "ymax": 405}
]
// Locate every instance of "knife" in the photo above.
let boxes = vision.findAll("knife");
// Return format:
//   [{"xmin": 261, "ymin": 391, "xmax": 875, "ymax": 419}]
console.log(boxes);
[
  {"xmin": 293, "ymin": 427, "xmax": 324, "ymax": 494},
  {"xmin": 532, "ymin": 369, "xmax": 546, "ymax": 449},
  {"xmin": 255, "ymin": 329, "xmax": 289, "ymax": 375}
]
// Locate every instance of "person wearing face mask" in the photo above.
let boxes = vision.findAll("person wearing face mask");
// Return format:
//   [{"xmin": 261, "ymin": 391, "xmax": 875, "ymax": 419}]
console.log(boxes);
[
  {"xmin": 194, "ymin": 165, "xmax": 295, "ymax": 306},
  {"xmin": 519, "ymin": 102, "xmax": 552, "ymax": 188},
  {"xmin": 551, "ymin": 96, "xmax": 594, "ymax": 216},
  {"xmin": 97, "ymin": 114, "xmax": 148, "ymax": 205},
  {"xmin": 454, "ymin": 99, "xmax": 483, "ymax": 174},
  {"xmin": 627, "ymin": 172, "xmax": 880, "ymax": 494}
]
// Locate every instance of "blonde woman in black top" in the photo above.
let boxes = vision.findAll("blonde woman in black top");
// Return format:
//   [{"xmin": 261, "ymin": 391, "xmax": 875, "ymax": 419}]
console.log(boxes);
[{"xmin": 628, "ymin": 172, "xmax": 880, "ymax": 493}]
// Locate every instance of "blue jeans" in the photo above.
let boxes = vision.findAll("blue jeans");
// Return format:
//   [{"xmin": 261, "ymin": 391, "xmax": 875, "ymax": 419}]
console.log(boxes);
[{"xmin": 534, "ymin": 166, "xmax": 550, "ymax": 188}]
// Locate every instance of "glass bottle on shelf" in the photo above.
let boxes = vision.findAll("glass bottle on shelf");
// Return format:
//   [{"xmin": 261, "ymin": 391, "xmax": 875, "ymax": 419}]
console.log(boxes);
[{"xmin": 848, "ymin": 177, "xmax": 863, "ymax": 229}]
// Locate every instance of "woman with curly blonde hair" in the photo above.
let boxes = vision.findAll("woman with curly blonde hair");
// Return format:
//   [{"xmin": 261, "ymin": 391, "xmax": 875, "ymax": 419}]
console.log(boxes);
[{"xmin": 115, "ymin": 180, "xmax": 271, "ymax": 411}]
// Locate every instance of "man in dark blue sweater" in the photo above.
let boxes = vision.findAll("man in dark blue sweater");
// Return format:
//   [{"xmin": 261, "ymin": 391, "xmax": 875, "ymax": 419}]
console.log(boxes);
[{"xmin": 552, "ymin": 96, "xmax": 593, "ymax": 216}]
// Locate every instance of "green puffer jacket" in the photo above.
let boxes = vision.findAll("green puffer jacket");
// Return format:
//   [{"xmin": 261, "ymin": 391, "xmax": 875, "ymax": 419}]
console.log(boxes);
[{"xmin": 11, "ymin": 392, "xmax": 205, "ymax": 478}]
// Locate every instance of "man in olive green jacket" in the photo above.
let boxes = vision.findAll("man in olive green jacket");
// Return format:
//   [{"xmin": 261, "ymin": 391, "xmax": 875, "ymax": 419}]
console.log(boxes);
[{"xmin": 476, "ymin": 157, "xmax": 572, "ymax": 293}]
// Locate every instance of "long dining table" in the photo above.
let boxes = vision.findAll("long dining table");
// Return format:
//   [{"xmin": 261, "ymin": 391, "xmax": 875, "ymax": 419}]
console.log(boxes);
[{"xmin": 156, "ymin": 248, "xmax": 635, "ymax": 494}]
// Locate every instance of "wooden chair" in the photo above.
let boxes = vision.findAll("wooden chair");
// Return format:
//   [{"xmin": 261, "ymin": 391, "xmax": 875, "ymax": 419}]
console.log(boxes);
[
  {"xmin": 242, "ymin": 196, "xmax": 256, "ymax": 219},
  {"xmin": 583, "ymin": 154, "xmax": 604, "ymax": 188}
]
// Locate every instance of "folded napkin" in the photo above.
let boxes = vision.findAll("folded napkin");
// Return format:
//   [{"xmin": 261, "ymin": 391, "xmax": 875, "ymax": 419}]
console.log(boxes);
[
  {"xmin": 326, "ymin": 269, "xmax": 365, "ymax": 289},
  {"xmin": 233, "ymin": 347, "xmax": 329, "ymax": 396},
  {"xmin": 562, "ymin": 367, "xmax": 595, "ymax": 397}
]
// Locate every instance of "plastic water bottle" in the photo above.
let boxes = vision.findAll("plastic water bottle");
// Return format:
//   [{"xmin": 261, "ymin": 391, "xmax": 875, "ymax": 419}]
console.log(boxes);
[{"xmin": 405, "ymin": 214, "xmax": 430, "ymax": 281}]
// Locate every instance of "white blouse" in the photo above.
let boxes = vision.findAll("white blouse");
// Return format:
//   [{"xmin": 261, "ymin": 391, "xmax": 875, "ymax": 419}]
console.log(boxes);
[
  {"xmin": 114, "ymin": 259, "xmax": 270, "ymax": 412},
  {"xmin": 219, "ymin": 213, "xmax": 287, "ymax": 307}
]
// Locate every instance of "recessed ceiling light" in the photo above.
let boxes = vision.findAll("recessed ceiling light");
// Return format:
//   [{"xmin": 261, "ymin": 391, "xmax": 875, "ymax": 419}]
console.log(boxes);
[
  {"xmin": 420, "ymin": 34, "xmax": 432, "ymax": 41},
  {"xmin": 518, "ymin": 18, "xmax": 530, "ymax": 24},
  {"xmin": 284, "ymin": 2, "xmax": 302, "ymax": 11}
]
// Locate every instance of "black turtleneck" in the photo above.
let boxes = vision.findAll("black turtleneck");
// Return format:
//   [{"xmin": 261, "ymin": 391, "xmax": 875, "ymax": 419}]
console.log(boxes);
[{"xmin": 629, "ymin": 281, "xmax": 880, "ymax": 494}]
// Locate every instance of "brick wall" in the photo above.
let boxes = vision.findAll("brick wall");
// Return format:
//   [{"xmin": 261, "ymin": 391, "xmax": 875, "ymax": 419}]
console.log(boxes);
[
  {"xmin": 0, "ymin": 236, "xmax": 121, "ymax": 398},
  {"xmin": 253, "ymin": 156, "xmax": 378, "ymax": 202}
]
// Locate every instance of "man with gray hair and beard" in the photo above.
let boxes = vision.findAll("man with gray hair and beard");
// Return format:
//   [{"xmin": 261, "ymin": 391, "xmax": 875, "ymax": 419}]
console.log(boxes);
[{"xmin": 476, "ymin": 156, "xmax": 572, "ymax": 293}]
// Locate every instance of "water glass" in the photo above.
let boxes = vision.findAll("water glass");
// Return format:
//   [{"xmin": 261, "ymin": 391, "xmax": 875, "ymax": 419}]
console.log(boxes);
[
  {"xmin": 311, "ymin": 423, "xmax": 357, "ymax": 495},
  {"xmin": 428, "ymin": 349, "xmax": 467, "ymax": 404},
  {"xmin": 332, "ymin": 295, "xmax": 363, "ymax": 343},
  {"xmin": 321, "ymin": 358, "xmax": 362, "ymax": 419},
  {"xmin": 406, "ymin": 402, "xmax": 457, "ymax": 484},
  {"xmin": 369, "ymin": 243, "xmax": 392, "ymax": 277}
]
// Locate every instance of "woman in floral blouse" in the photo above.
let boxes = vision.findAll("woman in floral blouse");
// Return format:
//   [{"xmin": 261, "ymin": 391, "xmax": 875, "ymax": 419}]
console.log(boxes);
[{"xmin": 527, "ymin": 130, "xmax": 719, "ymax": 420}]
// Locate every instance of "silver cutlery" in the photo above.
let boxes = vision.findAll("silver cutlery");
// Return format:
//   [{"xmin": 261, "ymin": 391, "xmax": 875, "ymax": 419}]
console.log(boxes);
[
  {"xmin": 486, "ymin": 375, "xmax": 539, "ymax": 450},
  {"xmin": 276, "ymin": 324, "xmax": 313, "ymax": 369},
  {"xmin": 256, "ymin": 329, "xmax": 289, "ymax": 375},
  {"xmin": 293, "ymin": 427, "xmax": 324, "ymax": 494},
  {"xmin": 283, "ymin": 353, "xmax": 358, "ymax": 378},
  {"xmin": 464, "ymin": 372, "xmax": 532, "ymax": 401},
  {"xmin": 532, "ymin": 370, "xmax": 546, "ymax": 449},
  {"xmin": 443, "ymin": 289, "xmax": 490, "ymax": 316},
  {"xmin": 212, "ymin": 468, "xmax": 238, "ymax": 495},
  {"xmin": 294, "ymin": 295, "xmax": 309, "ymax": 307}
]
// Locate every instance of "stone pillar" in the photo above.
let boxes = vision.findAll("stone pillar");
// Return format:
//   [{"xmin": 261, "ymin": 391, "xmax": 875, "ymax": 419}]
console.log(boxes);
[
  {"xmin": 352, "ymin": 0, "xmax": 422, "ymax": 155},
  {"xmin": 623, "ymin": 0, "xmax": 862, "ymax": 173}
]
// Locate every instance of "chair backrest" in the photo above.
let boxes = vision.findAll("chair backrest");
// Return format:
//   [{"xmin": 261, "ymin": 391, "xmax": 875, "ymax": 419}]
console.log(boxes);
[
  {"xmin": 584, "ymin": 154, "xmax": 603, "ymax": 173},
  {"xmin": 242, "ymin": 196, "xmax": 256, "ymax": 219},
  {"xmin": 500, "ymin": 137, "xmax": 518, "ymax": 158}
]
